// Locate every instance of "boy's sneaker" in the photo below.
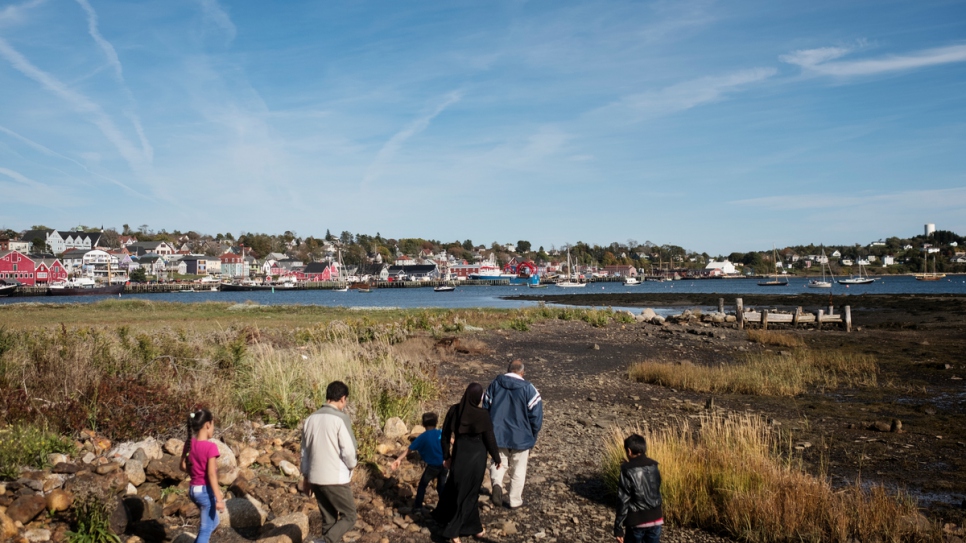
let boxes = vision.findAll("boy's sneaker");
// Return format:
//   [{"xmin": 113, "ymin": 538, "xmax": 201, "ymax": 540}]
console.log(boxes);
[{"xmin": 491, "ymin": 485, "xmax": 503, "ymax": 507}]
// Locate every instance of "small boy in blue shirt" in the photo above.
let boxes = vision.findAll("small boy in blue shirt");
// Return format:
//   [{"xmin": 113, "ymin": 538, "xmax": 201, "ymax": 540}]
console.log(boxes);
[{"xmin": 390, "ymin": 412, "xmax": 448, "ymax": 511}]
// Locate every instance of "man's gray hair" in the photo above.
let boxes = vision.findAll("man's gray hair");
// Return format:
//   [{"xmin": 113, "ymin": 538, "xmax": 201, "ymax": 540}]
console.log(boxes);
[{"xmin": 508, "ymin": 360, "xmax": 525, "ymax": 374}]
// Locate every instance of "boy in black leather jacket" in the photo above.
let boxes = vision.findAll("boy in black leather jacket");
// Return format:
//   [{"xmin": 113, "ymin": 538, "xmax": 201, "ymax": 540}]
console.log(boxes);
[{"xmin": 614, "ymin": 434, "xmax": 663, "ymax": 543}]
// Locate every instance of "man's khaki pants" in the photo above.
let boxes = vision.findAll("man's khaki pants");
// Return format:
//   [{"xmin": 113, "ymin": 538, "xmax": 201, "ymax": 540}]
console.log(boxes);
[{"xmin": 489, "ymin": 448, "xmax": 530, "ymax": 507}]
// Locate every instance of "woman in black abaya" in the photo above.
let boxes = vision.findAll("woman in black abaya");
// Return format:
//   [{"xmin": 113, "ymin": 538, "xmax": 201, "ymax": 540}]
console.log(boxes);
[{"xmin": 433, "ymin": 382, "xmax": 502, "ymax": 543}]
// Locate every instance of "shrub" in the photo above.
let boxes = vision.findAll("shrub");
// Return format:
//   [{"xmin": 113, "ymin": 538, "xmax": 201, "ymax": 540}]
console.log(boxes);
[
  {"xmin": 602, "ymin": 415, "xmax": 925, "ymax": 543},
  {"xmin": 0, "ymin": 424, "xmax": 76, "ymax": 479},
  {"xmin": 67, "ymin": 494, "xmax": 121, "ymax": 543},
  {"xmin": 87, "ymin": 376, "xmax": 195, "ymax": 441},
  {"xmin": 628, "ymin": 349, "xmax": 877, "ymax": 396}
]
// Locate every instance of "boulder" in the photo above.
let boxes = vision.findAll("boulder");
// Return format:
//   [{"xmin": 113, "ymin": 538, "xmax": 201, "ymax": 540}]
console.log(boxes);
[
  {"xmin": 42, "ymin": 474, "xmax": 65, "ymax": 492},
  {"xmin": 218, "ymin": 467, "xmax": 240, "ymax": 486},
  {"xmin": 1, "ymin": 511, "xmax": 18, "ymax": 540},
  {"xmin": 409, "ymin": 425, "xmax": 426, "ymax": 438},
  {"xmin": 270, "ymin": 450, "xmax": 297, "ymax": 467},
  {"xmin": 640, "ymin": 308, "xmax": 657, "ymax": 321},
  {"xmin": 131, "ymin": 448, "xmax": 150, "ymax": 466},
  {"xmin": 64, "ymin": 471, "xmax": 127, "ymax": 500},
  {"xmin": 277, "ymin": 461, "xmax": 299, "ymax": 478},
  {"xmin": 145, "ymin": 456, "xmax": 184, "ymax": 485},
  {"xmin": 109, "ymin": 438, "xmax": 162, "ymax": 463},
  {"xmin": 125, "ymin": 459, "xmax": 146, "ymax": 487},
  {"xmin": 383, "ymin": 418, "xmax": 408, "ymax": 440},
  {"xmin": 95, "ymin": 463, "xmax": 119, "ymax": 475},
  {"xmin": 47, "ymin": 454, "xmax": 69, "ymax": 466},
  {"xmin": 237, "ymin": 448, "xmax": 260, "ymax": 469},
  {"xmin": 211, "ymin": 440, "xmax": 237, "ymax": 471},
  {"xmin": 6, "ymin": 494, "xmax": 47, "ymax": 524},
  {"xmin": 45, "ymin": 489, "xmax": 73, "ymax": 513},
  {"xmin": 261, "ymin": 512, "xmax": 310, "ymax": 543},
  {"xmin": 163, "ymin": 439, "xmax": 184, "ymax": 457},
  {"xmin": 869, "ymin": 421, "xmax": 892, "ymax": 432},
  {"xmin": 171, "ymin": 533, "xmax": 197, "ymax": 543},
  {"xmin": 220, "ymin": 496, "xmax": 268, "ymax": 530},
  {"xmin": 110, "ymin": 497, "xmax": 131, "ymax": 535}
]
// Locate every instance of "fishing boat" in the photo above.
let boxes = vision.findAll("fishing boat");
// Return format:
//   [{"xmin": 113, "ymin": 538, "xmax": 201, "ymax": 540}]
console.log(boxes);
[
  {"xmin": 915, "ymin": 255, "xmax": 946, "ymax": 281},
  {"xmin": 758, "ymin": 245, "xmax": 789, "ymax": 287},
  {"xmin": 48, "ymin": 276, "xmax": 125, "ymax": 296},
  {"xmin": 806, "ymin": 248, "xmax": 833, "ymax": 288},
  {"xmin": 528, "ymin": 283, "xmax": 548, "ymax": 289},
  {"xmin": 433, "ymin": 285, "xmax": 455, "ymax": 292},
  {"xmin": 838, "ymin": 258, "xmax": 876, "ymax": 285},
  {"xmin": 623, "ymin": 277, "xmax": 640, "ymax": 286},
  {"xmin": 0, "ymin": 282, "xmax": 18, "ymax": 297}
]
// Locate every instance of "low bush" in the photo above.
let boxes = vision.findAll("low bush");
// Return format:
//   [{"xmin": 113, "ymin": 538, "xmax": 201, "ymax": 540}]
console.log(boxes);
[
  {"xmin": 67, "ymin": 493, "xmax": 121, "ymax": 543},
  {"xmin": 628, "ymin": 349, "xmax": 877, "ymax": 396},
  {"xmin": 746, "ymin": 329, "xmax": 805, "ymax": 348},
  {"xmin": 602, "ymin": 415, "xmax": 926, "ymax": 543},
  {"xmin": 0, "ymin": 423, "xmax": 76, "ymax": 479}
]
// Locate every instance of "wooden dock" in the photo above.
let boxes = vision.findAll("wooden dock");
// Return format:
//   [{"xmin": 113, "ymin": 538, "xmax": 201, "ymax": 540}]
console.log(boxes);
[{"xmin": 734, "ymin": 297, "xmax": 852, "ymax": 332}]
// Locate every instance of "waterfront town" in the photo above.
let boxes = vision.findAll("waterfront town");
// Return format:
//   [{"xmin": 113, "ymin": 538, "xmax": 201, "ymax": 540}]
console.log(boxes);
[{"xmin": 0, "ymin": 224, "xmax": 964, "ymax": 290}]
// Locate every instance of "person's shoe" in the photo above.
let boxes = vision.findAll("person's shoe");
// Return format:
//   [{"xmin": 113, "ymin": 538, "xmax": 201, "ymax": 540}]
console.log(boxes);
[
  {"xmin": 504, "ymin": 502, "xmax": 525, "ymax": 511},
  {"xmin": 490, "ymin": 485, "xmax": 503, "ymax": 508}
]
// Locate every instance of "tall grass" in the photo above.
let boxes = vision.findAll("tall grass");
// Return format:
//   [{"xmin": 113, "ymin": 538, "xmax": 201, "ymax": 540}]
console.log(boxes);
[
  {"xmin": 628, "ymin": 350, "xmax": 877, "ymax": 396},
  {"xmin": 746, "ymin": 330, "xmax": 805, "ymax": 348},
  {"xmin": 602, "ymin": 415, "xmax": 928, "ymax": 543}
]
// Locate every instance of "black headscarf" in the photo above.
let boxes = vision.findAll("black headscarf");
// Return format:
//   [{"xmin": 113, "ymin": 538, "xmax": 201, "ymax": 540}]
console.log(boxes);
[{"xmin": 446, "ymin": 382, "xmax": 492, "ymax": 435}]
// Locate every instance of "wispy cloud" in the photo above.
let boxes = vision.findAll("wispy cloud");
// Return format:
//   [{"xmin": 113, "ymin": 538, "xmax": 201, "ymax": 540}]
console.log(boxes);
[
  {"xmin": 0, "ymin": 37, "xmax": 151, "ymax": 174},
  {"xmin": 363, "ymin": 91, "xmax": 463, "ymax": 186},
  {"xmin": 74, "ymin": 0, "xmax": 122, "ymax": 81},
  {"xmin": 732, "ymin": 186, "xmax": 966, "ymax": 211},
  {"xmin": 781, "ymin": 44, "xmax": 966, "ymax": 76},
  {"xmin": 196, "ymin": 0, "xmax": 236, "ymax": 43},
  {"xmin": 0, "ymin": 166, "xmax": 48, "ymax": 189},
  {"xmin": 591, "ymin": 67, "xmax": 776, "ymax": 123},
  {"xmin": 0, "ymin": 0, "xmax": 44, "ymax": 27}
]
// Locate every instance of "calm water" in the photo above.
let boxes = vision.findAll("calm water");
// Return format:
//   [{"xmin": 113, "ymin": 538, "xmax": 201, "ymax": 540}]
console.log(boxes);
[{"xmin": 1, "ymin": 276, "xmax": 964, "ymax": 310}]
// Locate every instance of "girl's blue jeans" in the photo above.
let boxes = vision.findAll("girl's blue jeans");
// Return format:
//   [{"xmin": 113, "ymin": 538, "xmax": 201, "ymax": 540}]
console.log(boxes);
[{"xmin": 189, "ymin": 485, "xmax": 219, "ymax": 543}]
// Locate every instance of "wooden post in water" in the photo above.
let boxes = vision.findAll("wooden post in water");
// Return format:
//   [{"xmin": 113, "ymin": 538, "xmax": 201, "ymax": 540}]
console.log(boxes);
[
  {"xmin": 736, "ymin": 298, "xmax": 744, "ymax": 330},
  {"xmin": 761, "ymin": 309, "xmax": 769, "ymax": 330},
  {"xmin": 828, "ymin": 304, "xmax": 834, "ymax": 317},
  {"xmin": 718, "ymin": 298, "xmax": 725, "ymax": 314},
  {"xmin": 816, "ymin": 309, "xmax": 824, "ymax": 330},
  {"xmin": 792, "ymin": 307, "xmax": 801, "ymax": 327},
  {"xmin": 844, "ymin": 305, "xmax": 852, "ymax": 332}
]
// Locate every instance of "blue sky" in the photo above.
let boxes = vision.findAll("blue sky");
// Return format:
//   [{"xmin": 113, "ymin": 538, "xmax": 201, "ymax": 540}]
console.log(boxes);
[{"xmin": 1, "ymin": 0, "xmax": 965, "ymax": 255}]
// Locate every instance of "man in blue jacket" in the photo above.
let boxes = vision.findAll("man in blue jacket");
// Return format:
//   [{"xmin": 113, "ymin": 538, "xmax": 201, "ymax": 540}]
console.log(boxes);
[{"xmin": 483, "ymin": 359, "xmax": 543, "ymax": 509}]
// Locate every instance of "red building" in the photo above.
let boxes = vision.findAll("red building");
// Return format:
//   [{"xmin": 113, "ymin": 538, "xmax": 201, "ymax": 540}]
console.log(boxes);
[
  {"xmin": 0, "ymin": 250, "xmax": 37, "ymax": 286},
  {"xmin": 302, "ymin": 262, "xmax": 339, "ymax": 281},
  {"xmin": 34, "ymin": 258, "xmax": 68, "ymax": 284}
]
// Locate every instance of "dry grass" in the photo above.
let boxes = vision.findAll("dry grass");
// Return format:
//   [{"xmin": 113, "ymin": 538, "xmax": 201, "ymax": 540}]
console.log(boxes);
[
  {"xmin": 628, "ymin": 349, "xmax": 877, "ymax": 396},
  {"xmin": 602, "ymin": 415, "xmax": 931, "ymax": 543},
  {"xmin": 746, "ymin": 329, "xmax": 805, "ymax": 348}
]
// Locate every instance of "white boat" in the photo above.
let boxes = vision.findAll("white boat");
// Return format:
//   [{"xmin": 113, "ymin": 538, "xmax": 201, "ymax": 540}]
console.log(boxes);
[
  {"xmin": 806, "ymin": 247, "xmax": 833, "ymax": 288},
  {"xmin": 333, "ymin": 250, "xmax": 349, "ymax": 292},
  {"xmin": 557, "ymin": 248, "xmax": 587, "ymax": 288},
  {"xmin": 623, "ymin": 277, "xmax": 640, "ymax": 286},
  {"xmin": 434, "ymin": 285, "xmax": 455, "ymax": 292},
  {"xmin": 838, "ymin": 258, "xmax": 876, "ymax": 285}
]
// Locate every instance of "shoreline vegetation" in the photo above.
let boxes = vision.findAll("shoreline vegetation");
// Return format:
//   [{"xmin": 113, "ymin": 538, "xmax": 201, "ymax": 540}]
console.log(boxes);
[{"xmin": 0, "ymin": 300, "xmax": 947, "ymax": 541}]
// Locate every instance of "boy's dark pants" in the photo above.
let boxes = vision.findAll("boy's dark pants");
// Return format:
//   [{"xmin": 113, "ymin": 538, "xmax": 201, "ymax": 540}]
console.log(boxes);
[
  {"xmin": 627, "ymin": 525, "xmax": 662, "ymax": 543},
  {"xmin": 413, "ymin": 464, "xmax": 448, "ymax": 510}
]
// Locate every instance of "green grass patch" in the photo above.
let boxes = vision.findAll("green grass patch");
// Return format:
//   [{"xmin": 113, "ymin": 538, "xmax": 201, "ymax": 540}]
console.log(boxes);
[{"xmin": 0, "ymin": 424, "xmax": 76, "ymax": 479}]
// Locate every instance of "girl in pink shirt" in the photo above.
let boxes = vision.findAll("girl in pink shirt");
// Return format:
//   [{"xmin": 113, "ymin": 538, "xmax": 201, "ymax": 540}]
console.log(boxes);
[{"xmin": 180, "ymin": 409, "xmax": 225, "ymax": 543}]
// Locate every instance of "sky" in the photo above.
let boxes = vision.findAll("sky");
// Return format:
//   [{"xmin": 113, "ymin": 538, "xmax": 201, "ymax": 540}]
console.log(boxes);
[{"xmin": 1, "ymin": 0, "xmax": 965, "ymax": 255}]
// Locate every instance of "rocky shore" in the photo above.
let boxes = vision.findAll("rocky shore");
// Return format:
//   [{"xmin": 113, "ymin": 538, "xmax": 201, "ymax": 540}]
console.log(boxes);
[{"xmin": 2, "ymin": 296, "xmax": 964, "ymax": 542}]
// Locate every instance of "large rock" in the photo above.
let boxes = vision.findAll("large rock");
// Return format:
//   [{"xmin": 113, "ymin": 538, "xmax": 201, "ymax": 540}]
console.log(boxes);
[
  {"xmin": 110, "ymin": 438, "xmax": 163, "ymax": 463},
  {"xmin": 145, "ymin": 456, "xmax": 184, "ymax": 485},
  {"xmin": 1, "ymin": 511, "xmax": 18, "ymax": 540},
  {"xmin": 110, "ymin": 497, "xmax": 130, "ymax": 535},
  {"xmin": 212, "ymin": 440, "xmax": 237, "ymax": 471},
  {"xmin": 383, "ymin": 418, "xmax": 408, "ymax": 440},
  {"xmin": 277, "ymin": 461, "xmax": 299, "ymax": 478},
  {"xmin": 261, "ymin": 512, "xmax": 309, "ymax": 543},
  {"xmin": 6, "ymin": 494, "xmax": 47, "ymax": 524},
  {"xmin": 218, "ymin": 466, "xmax": 240, "ymax": 486},
  {"xmin": 125, "ymin": 459, "xmax": 146, "ymax": 487},
  {"xmin": 640, "ymin": 308, "xmax": 657, "ymax": 321},
  {"xmin": 163, "ymin": 438, "xmax": 184, "ymax": 457},
  {"xmin": 220, "ymin": 496, "xmax": 268, "ymax": 530},
  {"xmin": 45, "ymin": 489, "xmax": 73, "ymax": 513},
  {"xmin": 238, "ymin": 447, "xmax": 260, "ymax": 469},
  {"xmin": 64, "ymin": 471, "xmax": 127, "ymax": 500},
  {"xmin": 47, "ymin": 453, "xmax": 69, "ymax": 466}
]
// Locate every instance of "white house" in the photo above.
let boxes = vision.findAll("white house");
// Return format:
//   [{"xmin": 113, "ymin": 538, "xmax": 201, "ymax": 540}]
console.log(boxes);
[
  {"xmin": 881, "ymin": 255, "xmax": 895, "ymax": 266},
  {"xmin": 705, "ymin": 261, "xmax": 737, "ymax": 275},
  {"xmin": 831, "ymin": 250, "xmax": 841, "ymax": 258},
  {"xmin": 841, "ymin": 259, "xmax": 854, "ymax": 266}
]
